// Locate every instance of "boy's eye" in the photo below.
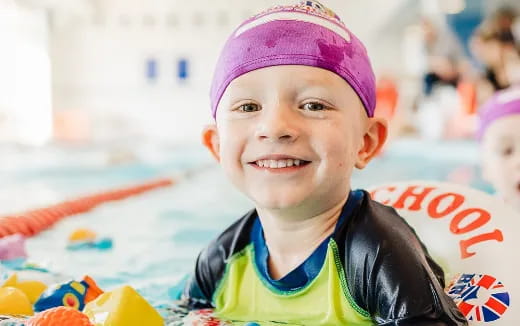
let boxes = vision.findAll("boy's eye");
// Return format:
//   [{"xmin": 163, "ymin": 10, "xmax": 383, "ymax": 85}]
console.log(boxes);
[
  {"xmin": 301, "ymin": 102, "xmax": 327, "ymax": 111},
  {"xmin": 238, "ymin": 103, "xmax": 260, "ymax": 112}
]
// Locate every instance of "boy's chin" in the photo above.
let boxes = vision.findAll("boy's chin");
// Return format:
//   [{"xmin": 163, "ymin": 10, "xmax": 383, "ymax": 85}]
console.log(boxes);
[
  {"xmin": 255, "ymin": 199, "xmax": 302, "ymax": 211},
  {"xmin": 252, "ymin": 194, "xmax": 307, "ymax": 212}
]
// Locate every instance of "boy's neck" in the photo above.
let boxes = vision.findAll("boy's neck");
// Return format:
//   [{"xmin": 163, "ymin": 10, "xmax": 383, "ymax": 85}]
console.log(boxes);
[{"xmin": 256, "ymin": 193, "xmax": 349, "ymax": 280}]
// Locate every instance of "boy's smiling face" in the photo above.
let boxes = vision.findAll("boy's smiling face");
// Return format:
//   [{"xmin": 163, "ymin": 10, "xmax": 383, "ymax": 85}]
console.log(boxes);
[
  {"xmin": 482, "ymin": 114, "xmax": 520, "ymax": 210},
  {"xmin": 204, "ymin": 65, "xmax": 386, "ymax": 216}
]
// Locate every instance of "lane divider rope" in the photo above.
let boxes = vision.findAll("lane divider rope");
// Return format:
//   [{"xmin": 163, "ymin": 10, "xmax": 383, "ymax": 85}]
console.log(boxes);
[{"xmin": 0, "ymin": 178, "xmax": 174, "ymax": 238}]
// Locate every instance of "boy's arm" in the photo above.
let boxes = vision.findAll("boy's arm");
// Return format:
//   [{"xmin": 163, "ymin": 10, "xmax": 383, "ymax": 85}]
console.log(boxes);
[{"xmin": 343, "ymin": 194, "xmax": 468, "ymax": 326}]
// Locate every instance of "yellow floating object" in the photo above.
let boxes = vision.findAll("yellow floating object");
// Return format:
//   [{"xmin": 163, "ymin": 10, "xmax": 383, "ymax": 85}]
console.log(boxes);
[
  {"xmin": 69, "ymin": 228, "xmax": 98, "ymax": 242},
  {"xmin": 1, "ymin": 273, "xmax": 48, "ymax": 303},
  {"xmin": 0, "ymin": 286, "xmax": 34, "ymax": 316},
  {"xmin": 83, "ymin": 286, "xmax": 163, "ymax": 326},
  {"xmin": 15, "ymin": 280, "xmax": 48, "ymax": 303}
]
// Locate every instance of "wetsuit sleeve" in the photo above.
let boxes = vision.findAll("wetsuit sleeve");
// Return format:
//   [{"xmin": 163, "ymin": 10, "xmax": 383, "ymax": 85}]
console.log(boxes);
[
  {"xmin": 180, "ymin": 248, "xmax": 218, "ymax": 309},
  {"xmin": 341, "ymin": 192, "xmax": 468, "ymax": 326},
  {"xmin": 180, "ymin": 210, "xmax": 257, "ymax": 310}
]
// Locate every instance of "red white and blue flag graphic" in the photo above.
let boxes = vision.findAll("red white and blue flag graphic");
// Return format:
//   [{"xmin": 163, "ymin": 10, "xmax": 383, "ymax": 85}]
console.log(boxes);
[{"xmin": 447, "ymin": 273, "xmax": 510, "ymax": 322}]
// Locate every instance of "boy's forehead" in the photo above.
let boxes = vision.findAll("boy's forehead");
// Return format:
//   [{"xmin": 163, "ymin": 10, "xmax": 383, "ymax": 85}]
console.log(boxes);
[
  {"xmin": 225, "ymin": 65, "xmax": 357, "ymax": 94},
  {"xmin": 483, "ymin": 115, "xmax": 520, "ymax": 142}
]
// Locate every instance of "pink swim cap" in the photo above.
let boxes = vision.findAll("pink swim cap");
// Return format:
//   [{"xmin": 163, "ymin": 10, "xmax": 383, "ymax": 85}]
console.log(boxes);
[
  {"xmin": 477, "ymin": 87, "xmax": 520, "ymax": 140},
  {"xmin": 209, "ymin": 1, "xmax": 376, "ymax": 118}
]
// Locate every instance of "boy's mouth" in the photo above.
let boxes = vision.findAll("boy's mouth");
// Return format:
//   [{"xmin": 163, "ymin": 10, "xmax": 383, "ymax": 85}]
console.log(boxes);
[{"xmin": 249, "ymin": 156, "xmax": 311, "ymax": 169}]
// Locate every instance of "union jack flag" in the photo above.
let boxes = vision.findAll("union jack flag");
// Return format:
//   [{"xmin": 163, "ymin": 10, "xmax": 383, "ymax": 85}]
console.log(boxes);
[
  {"xmin": 304, "ymin": 1, "xmax": 324, "ymax": 10},
  {"xmin": 447, "ymin": 273, "xmax": 510, "ymax": 322}
]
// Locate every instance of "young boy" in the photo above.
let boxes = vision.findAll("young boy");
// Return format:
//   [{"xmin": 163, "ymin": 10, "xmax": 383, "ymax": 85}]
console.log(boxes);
[
  {"xmin": 181, "ymin": 2, "xmax": 467, "ymax": 325},
  {"xmin": 478, "ymin": 86, "xmax": 520, "ymax": 212}
]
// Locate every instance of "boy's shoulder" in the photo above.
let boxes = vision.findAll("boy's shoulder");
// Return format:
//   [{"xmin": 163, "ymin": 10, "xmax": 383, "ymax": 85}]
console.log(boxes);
[
  {"xmin": 337, "ymin": 191, "xmax": 421, "ymax": 244},
  {"xmin": 335, "ymin": 191, "xmax": 452, "ymax": 316},
  {"xmin": 335, "ymin": 191, "xmax": 443, "ymax": 278},
  {"xmin": 202, "ymin": 208, "xmax": 257, "ymax": 260}
]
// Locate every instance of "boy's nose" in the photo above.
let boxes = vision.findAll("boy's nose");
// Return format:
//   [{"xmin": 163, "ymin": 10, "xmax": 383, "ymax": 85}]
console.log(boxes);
[{"xmin": 255, "ymin": 105, "xmax": 299, "ymax": 143}]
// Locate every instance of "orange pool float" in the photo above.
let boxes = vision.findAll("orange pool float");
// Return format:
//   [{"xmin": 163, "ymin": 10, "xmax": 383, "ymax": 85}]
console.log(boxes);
[{"xmin": 26, "ymin": 306, "xmax": 93, "ymax": 326}]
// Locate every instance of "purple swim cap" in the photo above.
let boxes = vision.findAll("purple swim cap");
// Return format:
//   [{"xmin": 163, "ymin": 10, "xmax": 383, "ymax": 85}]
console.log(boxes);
[
  {"xmin": 477, "ymin": 87, "xmax": 520, "ymax": 140},
  {"xmin": 210, "ymin": 1, "xmax": 376, "ymax": 119}
]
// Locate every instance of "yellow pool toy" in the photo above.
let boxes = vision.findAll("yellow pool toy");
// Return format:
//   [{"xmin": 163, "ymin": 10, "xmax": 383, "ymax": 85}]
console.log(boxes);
[
  {"xmin": 69, "ymin": 228, "xmax": 98, "ymax": 242},
  {"xmin": 0, "ymin": 286, "xmax": 34, "ymax": 316},
  {"xmin": 1, "ymin": 273, "xmax": 47, "ymax": 304},
  {"xmin": 83, "ymin": 285, "xmax": 163, "ymax": 326}
]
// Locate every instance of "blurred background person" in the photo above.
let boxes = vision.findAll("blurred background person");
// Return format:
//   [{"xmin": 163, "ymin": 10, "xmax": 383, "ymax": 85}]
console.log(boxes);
[
  {"xmin": 470, "ymin": 6, "xmax": 520, "ymax": 103},
  {"xmin": 421, "ymin": 17, "xmax": 465, "ymax": 98},
  {"xmin": 477, "ymin": 86, "xmax": 520, "ymax": 212}
]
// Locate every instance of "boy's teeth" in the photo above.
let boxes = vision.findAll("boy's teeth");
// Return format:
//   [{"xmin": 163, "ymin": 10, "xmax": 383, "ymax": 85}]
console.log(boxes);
[{"xmin": 256, "ymin": 159, "xmax": 303, "ymax": 168}]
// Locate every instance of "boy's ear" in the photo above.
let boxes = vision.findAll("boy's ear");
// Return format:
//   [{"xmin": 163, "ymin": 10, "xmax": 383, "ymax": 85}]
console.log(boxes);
[
  {"xmin": 355, "ymin": 117, "xmax": 388, "ymax": 169},
  {"xmin": 202, "ymin": 124, "xmax": 221, "ymax": 162}
]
